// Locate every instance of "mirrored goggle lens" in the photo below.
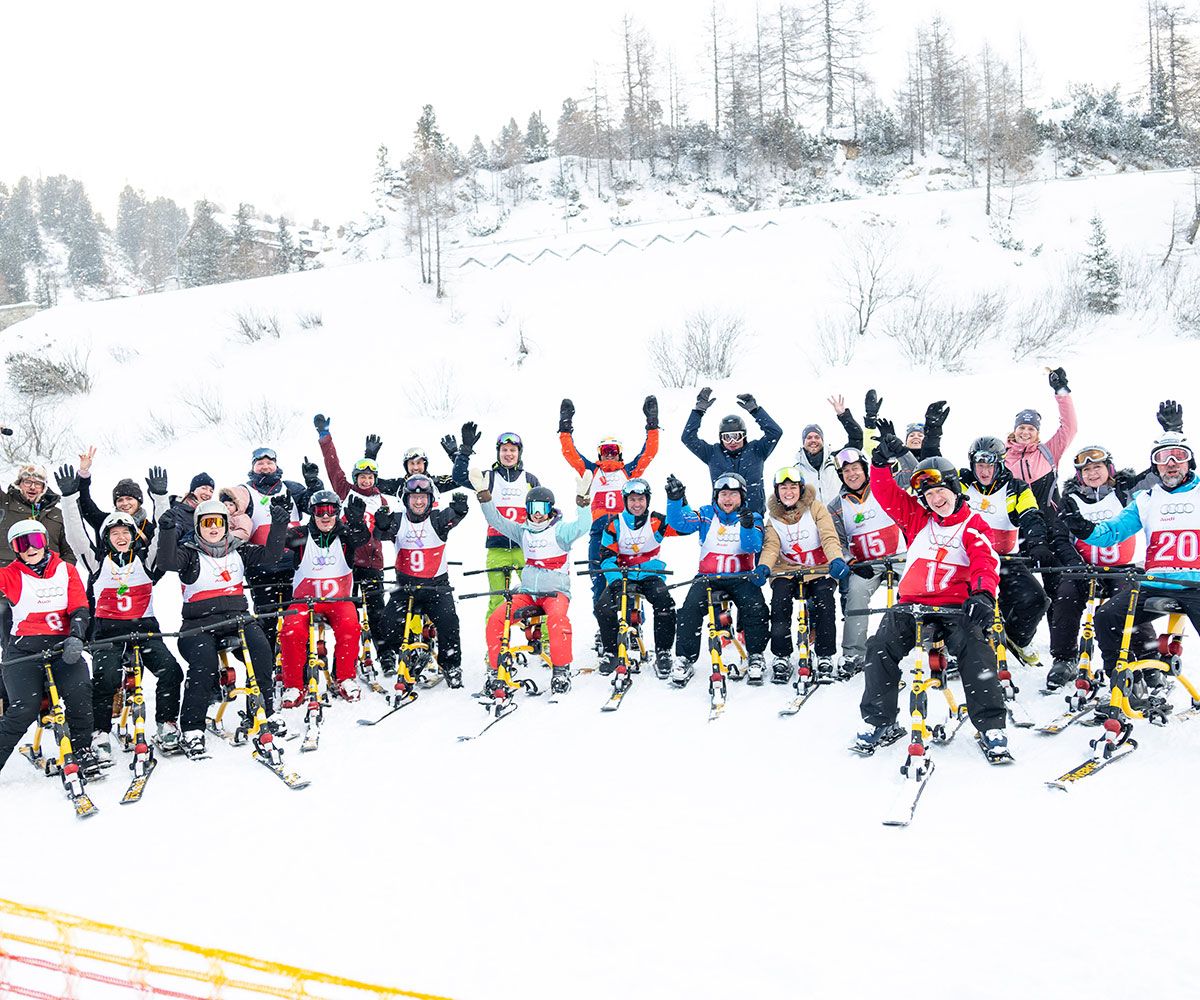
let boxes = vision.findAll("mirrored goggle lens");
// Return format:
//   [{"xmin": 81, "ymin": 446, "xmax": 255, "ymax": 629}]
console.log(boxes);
[
  {"xmin": 353, "ymin": 460, "xmax": 377, "ymax": 475},
  {"xmin": 198, "ymin": 515, "xmax": 226, "ymax": 530},
  {"xmin": 715, "ymin": 475, "xmax": 744, "ymax": 491},
  {"xmin": 973, "ymin": 451, "xmax": 1002, "ymax": 465},
  {"xmin": 773, "ymin": 467, "xmax": 803, "ymax": 485},
  {"xmin": 312, "ymin": 504, "xmax": 339, "ymax": 518},
  {"xmin": 405, "ymin": 476, "xmax": 433, "ymax": 492},
  {"xmin": 910, "ymin": 469, "xmax": 945, "ymax": 492},
  {"xmin": 623, "ymin": 481, "xmax": 650, "ymax": 496},
  {"xmin": 720, "ymin": 432, "xmax": 745, "ymax": 442},
  {"xmin": 497, "ymin": 433, "xmax": 522, "ymax": 447},
  {"xmin": 1073, "ymin": 447, "xmax": 1110, "ymax": 469},
  {"xmin": 12, "ymin": 532, "xmax": 48, "ymax": 553},
  {"xmin": 1152, "ymin": 446, "xmax": 1192, "ymax": 464},
  {"xmin": 599, "ymin": 444, "xmax": 621, "ymax": 457},
  {"xmin": 527, "ymin": 500, "xmax": 552, "ymax": 517},
  {"xmin": 252, "ymin": 448, "xmax": 277, "ymax": 462},
  {"xmin": 836, "ymin": 448, "xmax": 865, "ymax": 466}
]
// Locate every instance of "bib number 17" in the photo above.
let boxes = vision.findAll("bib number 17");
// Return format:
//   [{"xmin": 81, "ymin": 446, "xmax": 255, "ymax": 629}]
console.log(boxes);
[{"xmin": 925, "ymin": 561, "xmax": 956, "ymax": 592}]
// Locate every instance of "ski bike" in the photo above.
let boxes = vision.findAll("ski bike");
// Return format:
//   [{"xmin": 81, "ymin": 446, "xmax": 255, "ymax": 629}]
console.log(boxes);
[
  {"xmin": 284, "ymin": 594, "xmax": 362, "ymax": 752},
  {"xmin": 773, "ymin": 565, "xmax": 842, "ymax": 716},
  {"xmin": 667, "ymin": 572, "xmax": 752, "ymax": 720},
  {"xmin": 354, "ymin": 572, "xmax": 386, "ymax": 695}
]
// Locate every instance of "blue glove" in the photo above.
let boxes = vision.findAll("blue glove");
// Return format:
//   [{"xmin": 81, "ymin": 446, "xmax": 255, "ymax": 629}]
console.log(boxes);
[
  {"xmin": 639, "ymin": 559, "xmax": 667, "ymax": 579},
  {"xmin": 828, "ymin": 558, "xmax": 850, "ymax": 582},
  {"xmin": 604, "ymin": 569, "xmax": 621, "ymax": 586},
  {"xmin": 750, "ymin": 564, "xmax": 771, "ymax": 586}
]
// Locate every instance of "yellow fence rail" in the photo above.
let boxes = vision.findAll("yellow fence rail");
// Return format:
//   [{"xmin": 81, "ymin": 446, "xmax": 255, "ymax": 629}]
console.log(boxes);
[{"xmin": 0, "ymin": 897, "xmax": 453, "ymax": 1000}]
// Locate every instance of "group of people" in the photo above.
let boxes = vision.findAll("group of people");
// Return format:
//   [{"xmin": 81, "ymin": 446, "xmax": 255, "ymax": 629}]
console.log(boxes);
[{"xmin": 0, "ymin": 368, "xmax": 1195, "ymax": 782}]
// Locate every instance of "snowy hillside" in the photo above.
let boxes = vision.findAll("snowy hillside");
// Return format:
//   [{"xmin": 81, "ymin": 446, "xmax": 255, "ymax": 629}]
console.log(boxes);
[{"xmin": 3, "ymin": 169, "xmax": 1200, "ymax": 1000}]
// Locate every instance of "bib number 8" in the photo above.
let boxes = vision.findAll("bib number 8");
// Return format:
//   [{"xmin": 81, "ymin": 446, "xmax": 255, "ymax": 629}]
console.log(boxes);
[{"xmin": 46, "ymin": 612, "xmax": 64, "ymax": 632}]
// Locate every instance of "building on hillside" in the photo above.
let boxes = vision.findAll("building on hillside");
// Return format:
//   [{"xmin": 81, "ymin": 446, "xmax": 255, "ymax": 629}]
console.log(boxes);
[{"xmin": 178, "ymin": 209, "xmax": 331, "ymax": 281}]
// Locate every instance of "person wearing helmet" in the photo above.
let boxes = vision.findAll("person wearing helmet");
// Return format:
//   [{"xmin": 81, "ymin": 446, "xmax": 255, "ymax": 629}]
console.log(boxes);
[
  {"xmin": 960, "ymin": 434, "xmax": 1054, "ymax": 665},
  {"xmin": 58, "ymin": 466, "xmax": 186, "ymax": 761},
  {"xmin": 852, "ymin": 431, "xmax": 1009, "ymax": 761},
  {"xmin": 453, "ymin": 421, "xmax": 544, "ymax": 618},
  {"xmin": 664, "ymin": 470, "xmax": 769, "ymax": 691},
  {"xmin": 682, "ymin": 387, "xmax": 782, "ymax": 514},
  {"xmin": 0, "ymin": 519, "xmax": 97, "ymax": 778},
  {"xmin": 558, "ymin": 395, "xmax": 660, "ymax": 607},
  {"xmin": 826, "ymin": 446, "xmax": 908, "ymax": 677},
  {"xmin": 64, "ymin": 444, "xmax": 152, "ymax": 538},
  {"xmin": 236, "ymin": 446, "xmax": 318, "ymax": 651},
  {"xmin": 792, "ymin": 395, "xmax": 865, "ymax": 505},
  {"xmin": 471, "ymin": 470, "xmax": 593, "ymax": 695},
  {"xmin": 277, "ymin": 491, "xmax": 373, "ymax": 705},
  {"xmin": 1063, "ymin": 432, "xmax": 1200, "ymax": 717},
  {"xmin": 755, "ymin": 466, "xmax": 849, "ymax": 685},
  {"xmin": 375, "ymin": 476, "xmax": 471, "ymax": 688},
  {"xmin": 156, "ymin": 493, "xmax": 291, "ymax": 760},
  {"xmin": 1043, "ymin": 444, "xmax": 1144, "ymax": 691},
  {"xmin": 1004, "ymin": 367, "xmax": 1078, "ymax": 508},
  {"xmin": 376, "ymin": 444, "xmax": 458, "ymax": 498},
  {"xmin": 311, "ymin": 414, "xmax": 398, "ymax": 672},
  {"xmin": 594, "ymin": 478, "xmax": 677, "ymax": 679}
]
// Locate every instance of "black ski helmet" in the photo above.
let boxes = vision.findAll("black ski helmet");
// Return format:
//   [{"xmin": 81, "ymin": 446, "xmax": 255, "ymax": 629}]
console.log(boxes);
[
  {"xmin": 718, "ymin": 414, "xmax": 747, "ymax": 438},
  {"xmin": 910, "ymin": 457, "xmax": 962, "ymax": 509},
  {"xmin": 402, "ymin": 474, "xmax": 435, "ymax": 519},
  {"xmin": 525, "ymin": 485, "xmax": 555, "ymax": 520},
  {"xmin": 712, "ymin": 472, "xmax": 748, "ymax": 506},
  {"xmin": 308, "ymin": 489, "xmax": 341, "ymax": 515},
  {"xmin": 967, "ymin": 435, "xmax": 1006, "ymax": 468}
]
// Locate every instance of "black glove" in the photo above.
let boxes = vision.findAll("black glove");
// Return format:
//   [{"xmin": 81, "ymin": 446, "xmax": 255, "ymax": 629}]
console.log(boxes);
[
  {"xmin": 1026, "ymin": 543, "xmax": 1056, "ymax": 570},
  {"xmin": 440, "ymin": 434, "xmax": 458, "ymax": 459},
  {"xmin": 269, "ymin": 494, "xmax": 291, "ymax": 523},
  {"xmin": 460, "ymin": 421, "xmax": 481, "ymax": 453},
  {"xmin": 1048, "ymin": 367, "xmax": 1070, "ymax": 393},
  {"xmin": 694, "ymin": 387, "xmax": 714, "ymax": 413},
  {"xmin": 923, "ymin": 400, "xmax": 949, "ymax": 434},
  {"xmin": 62, "ymin": 636, "xmax": 84, "ymax": 664},
  {"xmin": 665, "ymin": 474, "xmax": 686, "ymax": 502},
  {"xmin": 736, "ymin": 393, "xmax": 759, "ymax": 414},
  {"xmin": 157, "ymin": 510, "xmax": 176, "ymax": 533},
  {"xmin": 872, "ymin": 418, "xmax": 904, "ymax": 464},
  {"xmin": 643, "ymin": 395, "xmax": 659, "ymax": 430},
  {"xmin": 449, "ymin": 492, "xmax": 470, "ymax": 517},
  {"xmin": 345, "ymin": 495, "xmax": 366, "ymax": 524},
  {"xmin": 364, "ymin": 433, "xmax": 383, "ymax": 460},
  {"xmin": 1158, "ymin": 399, "xmax": 1184, "ymax": 432},
  {"xmin": 54, "ymin": 464, "xmax": 79, "ymax": 497},
  {"xmin": 963, "ymin": 592, "xmax": 996, "ymax": 631},
  {"xmin": 373, "ymin": 506, "xmax": 395, "ymax": 534},
  {"xmin": 145, "ymin": 465, "xmax": 168, "ymax": 496},
  {"xmin": 1062, "ymin": 509, "xmax": 1095, "ymax": 540},
  {"xmin": 559, "ymin": 399, "xmax": 575, "ymax": 434},
  {"xmin": 851, "ymin": 561, "xmax": 876, "ymax": 579},
  {"xmin": 738, "ymin": 509, "xmax": 755, "ymax": 529},
  {"xmin": 864, "ymin": 389, "xmax": 883, "ymax": 428},
  {"xmin": 301, "ymin": 456, "xmax": 320, "ymax": 484},
  {"xmin": 314, "ymin": 413, "xmax": 330, "ymax": 436}
]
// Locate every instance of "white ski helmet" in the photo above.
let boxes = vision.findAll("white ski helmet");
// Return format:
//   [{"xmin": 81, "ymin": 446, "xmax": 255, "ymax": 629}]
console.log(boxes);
[
  {"xmin": 193, "ymin": 498, "xmax": 229, "ymax": 533},
  {"xmin": 100, "ymin": 511, "xmax": 138, "ymax": 548},
  {"xmin": 7, "ymin": 518, "xmax": 46, "ymax": 548}
]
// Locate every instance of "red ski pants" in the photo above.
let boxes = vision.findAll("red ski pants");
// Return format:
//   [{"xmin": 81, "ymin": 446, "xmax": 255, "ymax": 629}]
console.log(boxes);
[
  {"xmin": 486, "ymin": 592, "xmax": 572, "ymax": 668},
  {"xmin": 279, "ymin": 600, "xmax": 360, "ymax": 688}
]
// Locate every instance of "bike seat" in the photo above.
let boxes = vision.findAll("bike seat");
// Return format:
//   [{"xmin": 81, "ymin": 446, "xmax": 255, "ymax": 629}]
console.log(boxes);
[{"xmin": 216, "ymin": 634, "xmax": 243, "ymax": 652}]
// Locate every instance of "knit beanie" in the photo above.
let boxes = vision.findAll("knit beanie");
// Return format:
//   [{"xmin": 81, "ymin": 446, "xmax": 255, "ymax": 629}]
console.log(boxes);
[{"xmin": 1014, "ymin": 409, "xmax": 1042, "ymax": 431}]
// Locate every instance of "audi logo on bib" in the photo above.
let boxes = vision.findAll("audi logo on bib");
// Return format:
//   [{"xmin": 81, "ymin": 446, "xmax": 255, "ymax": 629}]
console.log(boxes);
[
  {"xmin": 1159, "ymin": 502, "xmax": 1196, "ymax": 515},
  {"xmin": 32, "ymin": 582, "xmax": 67, "ymax": 605}
]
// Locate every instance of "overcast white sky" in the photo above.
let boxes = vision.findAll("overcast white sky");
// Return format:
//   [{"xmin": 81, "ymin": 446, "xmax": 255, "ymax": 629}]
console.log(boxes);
[{"xmin": 2, "ymin": 0, "xmax": 1150, "ymax": 227}]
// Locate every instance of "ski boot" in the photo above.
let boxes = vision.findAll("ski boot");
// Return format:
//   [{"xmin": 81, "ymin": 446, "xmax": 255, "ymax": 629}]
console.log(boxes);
[
  {"xmin": 746, "ymin": 653, "xmax": 765, "ymax": 686},
  {"xmin": 977, "ymin": 728, "xmax": 1014, "ymax": 764},
  {"xmin": 443, "ymin": 664, "xmax": 463, "ymax": 689},
  {"xmin": 76, "ymin": 745, "xmax": 103, "ymax": 780},
  {"xmin": 181, "ymin": 731, "xmax": 208, "ymax": 760},
  {"xmin": 1045, "ymin": 658, "xmax": 1078, "ymax": 692},
  {"xmin": 771, "ymin": 656, "xmax": 792, "ymax": 685},
  {"xmin": 380, "ymin": 650, "xmax": 397, "ymax": 676},
  {"xmin": 551, "ymin": 666, "xmax": 571, "ymax": 695},
  {"xmin": 92, "ymin": 731, "xmax": 114, "ymax": 769},
  {"xmin": 1010, "ymin": 642, "xmax": 1042, "ymax": 667},
  {"xmin": 850, "ymin": 722, "xmax": 906, "ymax": 756},
  {"xmin": 474, "ymin": 670, "xmax": 501, "ymax": 703},
  {"xmin": 155, "ymin": 721, "xmax": 182, "ymax": 755},
  {"xmin": 264, "ymin": 715, "xmax": 288, "ymax": 739},
  {"xmin": 597, "ymin": 653, "xmax": 616, "ymax": 676},
  {"xmin": 336, "ymin": 678, "xmax": 362, "ymax": 702},
  {"xmin": 670, "ymin": 657, "xmax": 695, "ymax": 688},
  {"xmin": 654, "ymin": 651, "xmax": 673, "ymax": 681},
  {"xmin": 836, "ymin": 656, "xmax": 863, "ymax": 681},
  {"xmin": 281, "ymin": 687, "xmax": 305, "ymax": 709},
  {"xmin": 816, "ymin": 656, "xmax": 836, "ymax": 683}
]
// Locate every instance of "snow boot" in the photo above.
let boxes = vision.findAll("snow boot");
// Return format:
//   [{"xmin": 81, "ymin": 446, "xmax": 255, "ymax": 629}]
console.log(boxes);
[
  {"xmin": 443, "ymin": 664, "xmax": 463, "ymax": 689},
  {"xmin": 836, "ymin": 656, "xmax": 863, "ymax": 681},
  {"xmin": 851, "ymin": 722, "xmax": 906, "ymax": 756},
  {"xmin": 182, "ymin": 731, "xmax": 208, "ymax": 760},
  {"xmin": 977, "ymin": 728, "xmax": 1014, "ymax": 764},
  {"xmin": 281, "ymin": 687, "xmax": 305, "ymax": 710},
  {"xmin": 770, "ymin": 656, "xmax": 792, "ymax": 685},
  {"xmin": 76, "ymin": 745, "xmax": 103, "ymax": 779},
  {"xmin": 1045, "ymin": 658, "xmax": 1078, "ymax": 691},
  {"xmin": 816, "ymin": 656, "xmax": 836, "ymax": 683},
  {"xmin": 155, "ymin": 721, "xmax": 182, "ymax": 755},
  {"xmin": 92, "ymin": 731, "xmax": 114, "ymax": 769},
  {"xmin": 670, "ymin": 657, "xmax": 695, "ymax": 688},
  {"xmin": 746, "ymin": 652, "xmax": 765, "ymax": 686},
  {"xmin": 336, "ymin": 678, "xmax": 362, "ymax": 702},
  {"xmin": 597, "ymin": 653, "xmax": 617, "ymax": 676},
  {"xmin": 654, "ymin": 650, "xmax": 674, "ymax": 680},
  {"xmin": 551, "ymin": 666, "xmax": 571, "ymax": 695}
]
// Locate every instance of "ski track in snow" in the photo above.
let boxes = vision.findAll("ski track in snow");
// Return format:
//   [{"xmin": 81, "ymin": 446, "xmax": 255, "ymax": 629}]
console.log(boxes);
[{"xmin": 4, "ymin": 168, "xmax": 1200, "ymax": 1000}]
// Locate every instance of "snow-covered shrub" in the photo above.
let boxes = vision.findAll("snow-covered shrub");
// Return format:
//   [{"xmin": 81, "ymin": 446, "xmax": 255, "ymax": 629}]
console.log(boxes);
[
  {"xmin": 1, "ymin": 397, "xmax": 70, "ymax": 464},
  {"xmin": 887, "ymin": 291, "xmax": 1007, "ymax": 373},
  {"xmin": 237, "ymin": 400, "xmax": 294, "ymax": 445},
  {"xmin": 296, "ymin": 309, "xmax": 323, "ymax": 330},
  {"xmin": 232, "ymin": 308, "xmax": 282, "ymax": 343},
  {"xmin": 813, "ymin": 314, "xmax": 858, "ymax": 368},
  {"xmin": 5, "ymin": 347, "xmax": 93, "ymax": 396},
  {"xmin": 180, "ymin": 385, "xmax": 225, "ymax": 427},
  {"xmin": 406, "ymin": 361, "xmax": 462, "ymax": 419},
  {"xmin": 649, "ymin": 309, "xmax": 746, "ymax": 388}
]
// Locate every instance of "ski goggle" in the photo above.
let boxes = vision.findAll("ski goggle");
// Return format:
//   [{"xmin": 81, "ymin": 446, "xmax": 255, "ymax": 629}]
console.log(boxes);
[
  {"xmin": 599, "ymin": 443, "xmax": 621, "ymax": 458},
  {"xmin": 835, "ymin": 448, "xmax": 867, "ymax": 468},
  {"xmin": 198, "ymin": 515, "xmax": 226, "ymax": 531},
  {"xmin": 251, "ymin": 447, "xmax": 277, "ymax": 463},
  {"xmin": 714, "ymin": 474, "xmax": 746, "ymax": 492},
  {"xmin": 11, "ymin": 532, "xmax": 48, "ymax": 553},
  {"xmin": 773, "ymin": 467, "xmax": 804, "ymax": 486},
  {"xmin": 526, "ymin": 500, "xmax": 553, "ymax": 518},
  {"xmin": 353, "ymin": 459, "xmax": 378, "ymax": 476},
  {"xmin": 1152, "ymin": 446, "xmax": 1193, "ymax": 465},
  {"xmin": 1073, "ymin": 447, "xmax": 1112, "ymax": 469},
  {"xmin": 720, "ymin": 431, "xmax": 746, "ymax": 443},
  {"xmin": 312, "ymin": 504, "xmax": 339, "ymax": 519},
  {"xmin": 404, "ymin": 475, "xmax": 434, "ymax": 494},
  {"xmin": 910, "ymin": 468, "xmax": 949, "ymax": 493},
  {"xmin": 497, "ymin": 432, "xmax": 522, "ymax": 448},
  {"xmin": 622, "ymin": 479, "xmax": 651, "ymax": 497},
  {"xmin": 972, "ymin": 450, "xmax": 1002, "ymax": 466}
]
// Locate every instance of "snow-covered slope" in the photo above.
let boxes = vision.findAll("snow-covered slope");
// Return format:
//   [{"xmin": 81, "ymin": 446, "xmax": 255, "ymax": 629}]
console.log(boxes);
[{"xmin": 3, "ymin": 168, "xmax": 1199, "ymax": 1000}]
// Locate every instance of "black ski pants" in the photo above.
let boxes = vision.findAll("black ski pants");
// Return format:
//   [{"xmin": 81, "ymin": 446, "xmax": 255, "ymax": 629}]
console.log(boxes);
[
  {"xmin": 1048, "ymin": 576, "xmax": 1153, "ymax": 662},
  {"xmin": 770, "ymin": 576, "xmax": 837, "ymax": 659},
  {"xmin": 596, "ymin": 576, "xmax": 676, "ymax": 656},
  {"xmin": 385, "ymin": 578, "xmax": 461, "ymax": 669},
  {"xmin": 354, "ymin": 567, "xmax": 388, "ymax": 654},
  {"xmin": 90, "ymin": 617, "xmax": 184, "ymax": 730},
  {"xmin": 0, "ymin": 647, "xmax": 93, "ymax": 774},
  {"xmin": 675, "ymin": 577, "xmax": 769, "ymax": 661},
  {"xmin": 1095, "ymin": 584, "xmax": 1200, "ymax": 674},
  {"xmin": 177, "ymin": 615, "xmax": 275, "ymax": 733},
  {"xmin": 999, "ymin": 562, "xmax": 1049, "ymax": 648},
  {"xmin": 860, "ymin": 606, "xmax": 1006, "ymax": 734},
  {"xmin": 248, "ymin": 571, "xmax": 293, "ymax": 650}
]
